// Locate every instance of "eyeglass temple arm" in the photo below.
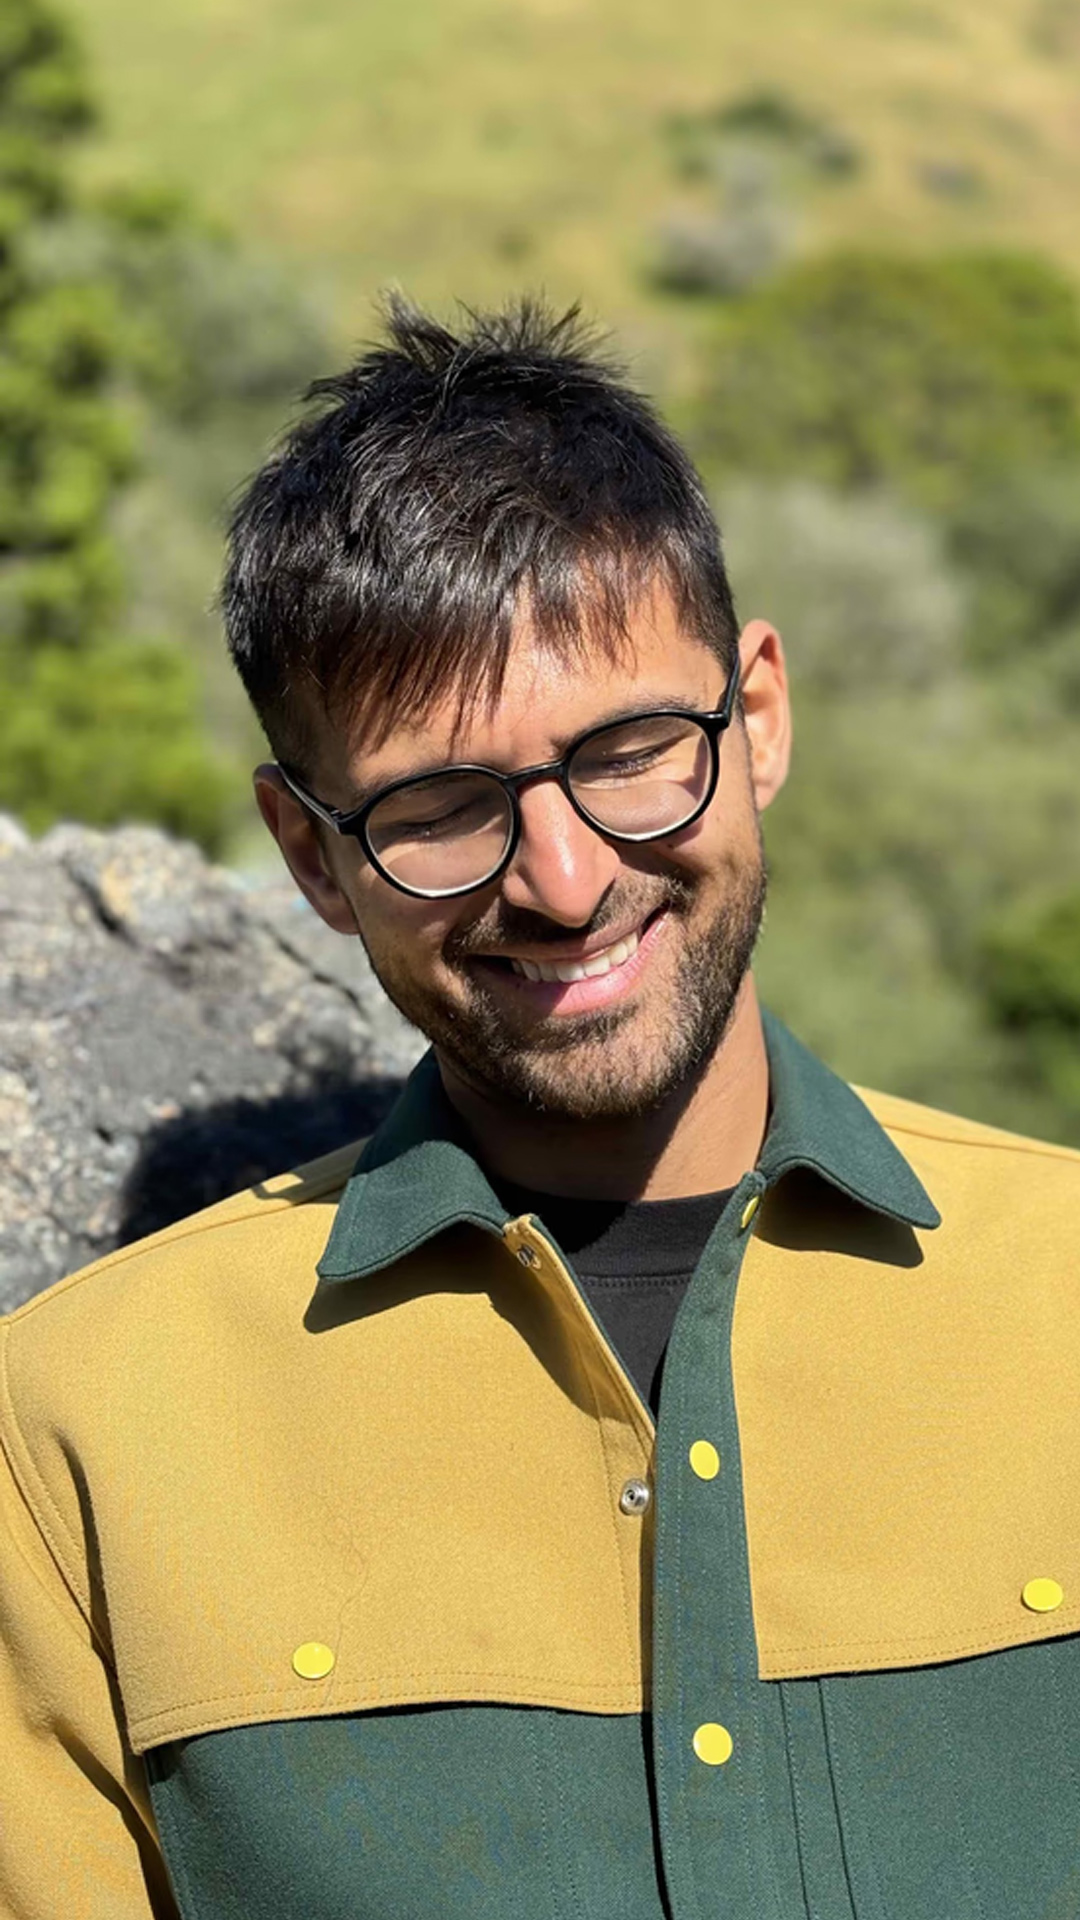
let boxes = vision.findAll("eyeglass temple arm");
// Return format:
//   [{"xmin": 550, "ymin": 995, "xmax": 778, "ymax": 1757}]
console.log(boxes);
[
  {"xmin": 277, "ymin": 765, "xmax": 349, "ymax": 835},
  {"xmin": 716, "ymin": 651, "xmax": 741, "ymax": 725}
]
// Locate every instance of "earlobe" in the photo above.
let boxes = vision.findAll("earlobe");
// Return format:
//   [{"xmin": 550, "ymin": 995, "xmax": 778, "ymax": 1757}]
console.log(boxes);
[
  {"xmin": 737, "ymin": 621, "xmax": 792, "ymax": 812},
  {"xmin": 252, "ymin": 765, "xmax": 359, "ymax": 937}
]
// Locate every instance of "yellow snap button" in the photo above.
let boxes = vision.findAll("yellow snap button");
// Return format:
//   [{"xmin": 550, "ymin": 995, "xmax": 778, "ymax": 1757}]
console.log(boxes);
[
  {"xmin": 292, "ymin": 1641, "xmax": 335, "ymax": 1680},
  {"xmin": 689, "ymin": 1440, "xmax": 721, "ymax": 1480},
  {"xmin": 1022, "ymin": 1578, "xmax": 1064, "ymax": 1614},
  {"xmin": 740, "ymin": 1195, "xmax": 760, "ymax": 1231},
  {"xmin": 693, "ymin": 1722, "xmax": 734, "ymax": 1766}
]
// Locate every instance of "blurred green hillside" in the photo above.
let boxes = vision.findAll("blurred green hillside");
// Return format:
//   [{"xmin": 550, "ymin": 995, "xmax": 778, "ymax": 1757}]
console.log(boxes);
[{"xmin": 64, "ymin": 0, "xmax": 1080, "ymax": 375}]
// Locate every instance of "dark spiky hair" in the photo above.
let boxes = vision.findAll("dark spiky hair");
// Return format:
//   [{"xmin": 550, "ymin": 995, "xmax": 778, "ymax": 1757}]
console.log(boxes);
[{"xmin": 222, "ymin": 293, "xmax": 739, "ymax": 774}]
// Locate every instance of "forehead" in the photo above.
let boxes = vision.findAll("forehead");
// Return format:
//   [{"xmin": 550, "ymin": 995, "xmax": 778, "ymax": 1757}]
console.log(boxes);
[{"xmin": 326, "ymin": 582, "xmax": 721, "ymax": 793}]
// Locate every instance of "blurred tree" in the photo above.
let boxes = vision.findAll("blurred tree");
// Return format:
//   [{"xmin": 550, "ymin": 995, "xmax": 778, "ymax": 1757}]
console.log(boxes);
[
  {"xmin": 984, "ymin": 892, "xmax": 1080, "ymax": 1035},
  {"xmin": 675, "ymin": 243, "xmax": 1080, "ymax": 1140},
  {"xmin": 696, "ymin": 251, "xmax": 1080, "ymax": 515},
  {"xmin": 719, "ymin": 479, "xmax": 963, "ymax": 695},
  {"xmin": 27, "ymin": 181, "xmax": 326, "ymax": 434},
  {"xmin": 0, "ymin": 0, "xmax": 126, "ymax": 651},
  {"xmin": 721, "ymin": 477, "xmax": 1080, "ymax": 1143},
  {"xmin": 20, "ymin": 174, "xmax": 329, "ymax": 798},
  {"xmin": 0, "ymin": 0, "xmax": 240, "ymax": 851},
  {"xmin": 947, "ymin": 462, "xmax": 1080, "ymax": 675},
  {"xmin": 981, "ymin": 892, "xmax": 1080, "ymax": 1127},
  {"xmin": 3, "ymin": 638, "xmax": 233, "ymax": 845}
]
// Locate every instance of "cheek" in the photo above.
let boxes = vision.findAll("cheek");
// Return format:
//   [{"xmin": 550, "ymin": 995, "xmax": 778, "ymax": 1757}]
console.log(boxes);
[
  {"xmin": 657, "ymin": 792, "xmax": 752, "ymax": 882},
  {"xmin": 688, "ymin": 750, "xmax": 760, "ymax": 868},
  {"xmin": 353, "ymin": 883, "xmax": 463, "ymax": 981}
]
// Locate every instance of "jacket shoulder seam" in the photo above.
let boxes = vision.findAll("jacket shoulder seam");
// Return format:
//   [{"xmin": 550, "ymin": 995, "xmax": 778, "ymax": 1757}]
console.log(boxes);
[
  {"xmin": 0, "ymin": 1324, "xmax": 93, "ymax": 1624},
  {"xmin": 855, "ymin": 1087, "xmax": 1080, "ymax": 1165},
  {"xmin": 0, "ymin": 1406, "xmax": 100, "ymax": 1657},
  {"xmin": 881, "ymin": 1118, "xmax": 1080, "ymax": 1165},
  {"xmin": 2, "ymin": 1162, "xmax": 355, "ymax": 1326}
]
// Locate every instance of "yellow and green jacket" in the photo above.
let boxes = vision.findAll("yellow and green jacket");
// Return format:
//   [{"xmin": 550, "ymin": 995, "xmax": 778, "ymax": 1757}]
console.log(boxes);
[{"xmin": 2, "ymin": 1011, "xmax": 1080, "ymax": 1919}]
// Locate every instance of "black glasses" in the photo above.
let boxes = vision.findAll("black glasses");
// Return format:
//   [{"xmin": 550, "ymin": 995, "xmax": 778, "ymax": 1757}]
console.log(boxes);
[{"xmin": 278, "ymin": 653, "xmax": 741, "ymax": 900}]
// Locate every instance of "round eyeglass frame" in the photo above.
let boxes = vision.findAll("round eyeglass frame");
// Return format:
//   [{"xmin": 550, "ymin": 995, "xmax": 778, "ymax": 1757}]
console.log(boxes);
[{"xmin": 277, "ymin": 652, "xmax": 741, "ymax": 900}]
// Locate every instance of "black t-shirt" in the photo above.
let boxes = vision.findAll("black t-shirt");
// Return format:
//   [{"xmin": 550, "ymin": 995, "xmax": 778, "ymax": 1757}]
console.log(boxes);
[{"xmin": 493, "ymin": 1180, "xmax": 735, "ymax": 1413}]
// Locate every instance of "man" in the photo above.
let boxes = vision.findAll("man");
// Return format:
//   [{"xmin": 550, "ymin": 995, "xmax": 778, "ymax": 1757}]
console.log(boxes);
[{"xmin": 2, "ymin": 299, "xmax": 1078, "ymax": 1920}]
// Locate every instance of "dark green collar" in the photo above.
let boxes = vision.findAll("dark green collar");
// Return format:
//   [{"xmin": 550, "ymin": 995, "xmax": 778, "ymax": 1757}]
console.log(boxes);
[
  {"xmin": 755, "ymin": 1011, "xmax": 939, "ymax": 1227},
  {"xmin": 316, "ymin": 1009, "xmax": 939, "ymax": 1284}
]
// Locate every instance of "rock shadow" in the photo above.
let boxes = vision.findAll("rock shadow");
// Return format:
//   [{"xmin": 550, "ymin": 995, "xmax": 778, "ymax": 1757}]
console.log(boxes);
[{"xmin": 116, "ymin": 1071, "xmax": 405, "ymax": 1245}]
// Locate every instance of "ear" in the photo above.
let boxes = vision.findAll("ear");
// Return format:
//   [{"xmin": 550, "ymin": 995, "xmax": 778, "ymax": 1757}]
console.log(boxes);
[
  {"xmin": 252, "ymin": 765, "xmax": 359, "ymax": 936},
  {"xmin": 736, "ymin": 620, "xmax": 791, "ymax": 812}
]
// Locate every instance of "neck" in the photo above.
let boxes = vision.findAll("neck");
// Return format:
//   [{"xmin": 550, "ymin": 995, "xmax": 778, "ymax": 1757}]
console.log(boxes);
[{"xmin": 438, "ymin": 974, "xmax": 770, "ymax": 1201}]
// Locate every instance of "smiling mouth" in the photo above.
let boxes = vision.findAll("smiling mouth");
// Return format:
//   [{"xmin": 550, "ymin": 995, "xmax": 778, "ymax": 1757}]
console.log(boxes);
[
  {"xmin": 475, "ymin": 907, "xmax": 665, "ymax": 986},
  {"xmin": 507, "ymin": 926, "xmax": 642, "ymax": 983}
]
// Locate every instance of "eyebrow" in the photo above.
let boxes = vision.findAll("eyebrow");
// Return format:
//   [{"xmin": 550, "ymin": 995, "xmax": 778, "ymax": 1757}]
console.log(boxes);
[{"xmin": 343, "ymin": 693, "xmax": 711, "ymax": 809}]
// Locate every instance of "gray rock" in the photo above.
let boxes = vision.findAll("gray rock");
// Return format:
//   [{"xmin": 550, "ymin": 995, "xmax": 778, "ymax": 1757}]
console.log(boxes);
[{"xmin": 0, "ymin": 818, "xmax": 425, "ymax": 1312}]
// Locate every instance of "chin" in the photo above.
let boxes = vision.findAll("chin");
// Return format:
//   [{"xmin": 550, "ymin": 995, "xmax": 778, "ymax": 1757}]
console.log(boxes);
[{"xmin": 450, "ymin": 1005, "xmax": 728, "ymax": 1122}]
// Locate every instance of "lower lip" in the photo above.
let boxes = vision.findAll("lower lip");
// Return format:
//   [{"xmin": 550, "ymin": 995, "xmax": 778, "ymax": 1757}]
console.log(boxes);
[{"xmin": 473, "ymin": 910, "xmax": 670, "ymax": 1017}]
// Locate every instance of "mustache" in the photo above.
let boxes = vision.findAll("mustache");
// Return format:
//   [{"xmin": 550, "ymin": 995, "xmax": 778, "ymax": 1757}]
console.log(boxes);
[{"xmin": 447, "ymin": 874, "xmax": 696, "ymax": 961}]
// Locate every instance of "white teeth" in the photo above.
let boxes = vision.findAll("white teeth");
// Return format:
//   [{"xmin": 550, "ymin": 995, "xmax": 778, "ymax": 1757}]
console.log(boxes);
[{"xmin": 508, "ymin": 926, "xmax": 640, "ymax": 982}]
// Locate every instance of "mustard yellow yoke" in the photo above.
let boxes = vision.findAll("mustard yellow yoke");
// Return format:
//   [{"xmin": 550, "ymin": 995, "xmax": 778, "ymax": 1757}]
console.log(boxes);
[{"xmin": 2, "ymin": 1012, "xmax": 1079, "ymax": 1918}]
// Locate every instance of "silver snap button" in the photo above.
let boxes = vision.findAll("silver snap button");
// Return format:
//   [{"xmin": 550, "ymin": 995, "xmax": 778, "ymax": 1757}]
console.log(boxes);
[
  {"xmin": 516, "ymin": 1244, "xmax": 540, "ymax": 1268},
  {"xmin": 619, "ymin": 1478, "xmax": 652, "ymax": 1516}
]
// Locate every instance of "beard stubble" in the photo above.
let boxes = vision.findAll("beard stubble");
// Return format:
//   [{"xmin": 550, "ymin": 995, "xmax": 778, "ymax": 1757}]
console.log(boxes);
[{"xmin": 358, "ymin": 842, "xmax": 768, "ymax": 1124}]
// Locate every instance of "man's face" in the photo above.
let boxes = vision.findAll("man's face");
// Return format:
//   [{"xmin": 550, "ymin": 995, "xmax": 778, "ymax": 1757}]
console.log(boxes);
[{"xmin": 281, "ymin": 588, "xmax": 781, "ymax": 1122}]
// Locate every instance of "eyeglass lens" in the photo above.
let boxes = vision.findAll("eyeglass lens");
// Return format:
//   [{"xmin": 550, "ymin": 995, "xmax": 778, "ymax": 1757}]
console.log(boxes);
[
  {"xmin": 364, "ymin": 713, "xmax": 715, "ymax": 895},
  {"xmin": 365, "ymin": 770, "xmax": 515, "ymax": 895}
]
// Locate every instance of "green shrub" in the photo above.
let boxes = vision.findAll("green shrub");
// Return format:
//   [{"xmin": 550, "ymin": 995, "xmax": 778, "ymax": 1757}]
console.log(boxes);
[
  {"xmin": 0, "ymin": 0, "xmax": 297, "ymax": 851},
  {"xmin": 696, "ymin": 251, "xmax": 1080, "ymax": 514},
  {"xmin": 0, "ymin": 639, "xmax": 238, "ymax": 853},
  {"xmin": 946, "ymin": 462, "xmax": 1080, "ymax": 669},
  {"xmin": 983, "ymin": 893, "xmax": 1080, "ymax": 1034}
]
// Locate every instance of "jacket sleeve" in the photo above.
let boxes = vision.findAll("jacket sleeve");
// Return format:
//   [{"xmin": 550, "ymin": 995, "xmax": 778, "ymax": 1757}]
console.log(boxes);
[{"xmin": 0, "ymin": 1429, "xmax": 179, "ymax": 1920}]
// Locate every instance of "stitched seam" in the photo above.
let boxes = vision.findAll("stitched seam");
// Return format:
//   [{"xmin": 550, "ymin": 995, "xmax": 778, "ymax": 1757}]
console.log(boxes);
[
  {"xmin": 527, "ymin": 1712, "xmax": 564, "ymax": 1920},
  {"xmin": 144, "ymin": 1757, "xmax": 202, "ymax": 1920},
  {"xmin": 3, "ymin": 1178, "xmax": 350, "ymax": 1323},
  {"xmin": 934, "ymin": 1668, "xmax": 987, "ymax": 1920},
  {"xmin": 875, "ymin": 1118, "xmax": 1080, "ymax": 1166},
  {"xmin": 820, "ymin": 1683, "xmax": 888, "ymax": 1920},
  {"xmin": 761, "ymin": 1612, "xmax": 1080, "ymax": 1660},
  {"xmin": 129, "ymin": 1678, "xmax": 646, "ymax": 1742},
  {"xmin": 526, "ymin": 1230, "xmax": 651, "ymax": 1672},
  {"xmin": 539, "ymin": 1244, "xmax": 656, "ymax": 1453},
  {"xmin": 0, "ymin": 1330, "xmax": 92, "ymax": 1620},
  {"xmin": 132, "ymin": 1671, "xmax": 645, "ymax": 1713},
  {"xmin": 710, "ymin": 1271, "xmax": 757, "ymax": 1910},
  {"xmin": 720, "ymin": 1266, "xmax": 786, "ymax": 1920},
  {"xmin": 322, "ymin": 1206, "xmax": 503, "ymax": 1280},
  {"xmin": 1045, "ymin": 1639, "xmax": 1080, "ymax": 1854},
  {"xmin": 591, "ymin": 1398, "xmax": 639, "ymax": 1675},
  {"xmin": 778, "ymin": 1683, "xmax": 819, "ymax": 1920},
  {"xmin": 663, "ymin": 1298, "xmax": 705, "ymax": 1920},
  {"xmin": 552, "ymin": 1719, "xmax": 585, "ymax": 1920},
  {"xmin": 582, "ymin": 1276, "xmax": 692, "ymax": 1290},
  {"xmin": 0, "ymin": 1454, "xmax": 100, "ymax": 1656}
]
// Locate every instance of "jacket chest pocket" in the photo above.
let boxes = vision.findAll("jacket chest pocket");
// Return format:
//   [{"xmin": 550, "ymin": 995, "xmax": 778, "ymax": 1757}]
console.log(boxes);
[
  {"xmin": 146, "ymin": 1704, "xmax": 670, "ymax": 1920},
  {"xmin": 803, "ymin": 1635, "xmax": 1080, "ymax": 1920}
]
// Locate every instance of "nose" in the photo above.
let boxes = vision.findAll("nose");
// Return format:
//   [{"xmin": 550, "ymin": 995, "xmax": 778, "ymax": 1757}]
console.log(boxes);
[{"xmin": 499, "ymin": 777, "xmax": 622, "ymax": 926}]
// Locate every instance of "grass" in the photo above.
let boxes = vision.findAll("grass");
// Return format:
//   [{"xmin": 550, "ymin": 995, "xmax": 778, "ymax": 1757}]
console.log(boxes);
[{"xmin": 66, "ymin": 0, "xmax": 1080, "ymax": 390}]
